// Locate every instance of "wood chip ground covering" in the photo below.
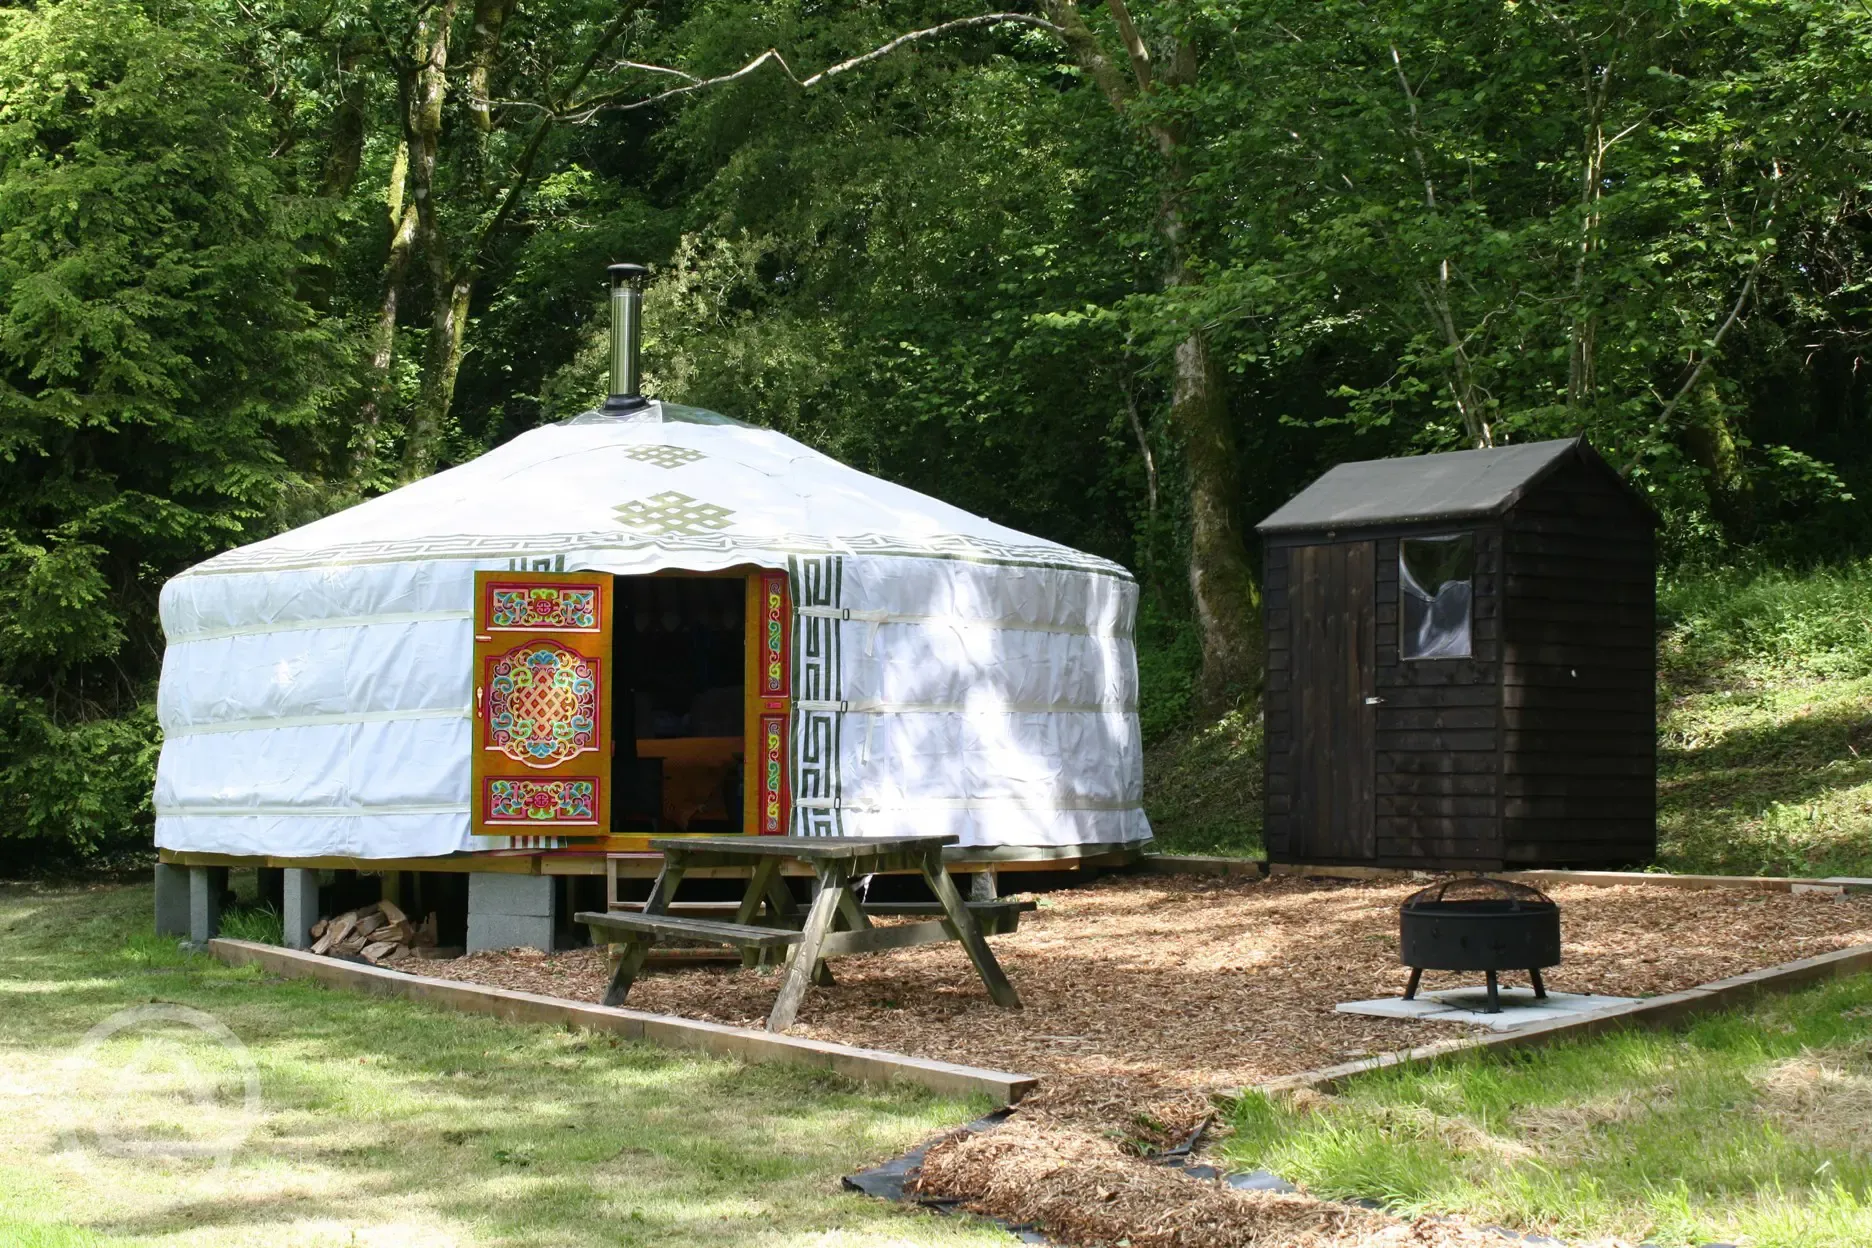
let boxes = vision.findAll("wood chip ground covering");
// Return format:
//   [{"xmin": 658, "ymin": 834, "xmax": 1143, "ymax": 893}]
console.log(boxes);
[
  {"xmin": 416, "ymin": 876, "xmax": 1872, "ymax": 1247},
  {"xmin": 422, "ymin": 876, "xmax": 1872, "ymax": 1112},
  {"xmin": 914, "ymin": 1112, "xmax": 1514, "ymax": 1248}
]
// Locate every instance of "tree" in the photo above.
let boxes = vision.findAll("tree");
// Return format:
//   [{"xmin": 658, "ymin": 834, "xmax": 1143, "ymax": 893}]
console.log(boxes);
[
  {"xmin": 0, "ymin": 0, "xmax": 340, "ymax": 854},
  {"xmin": 515, "ymin": 2, "xmax": 1271, "ymax": 711}
]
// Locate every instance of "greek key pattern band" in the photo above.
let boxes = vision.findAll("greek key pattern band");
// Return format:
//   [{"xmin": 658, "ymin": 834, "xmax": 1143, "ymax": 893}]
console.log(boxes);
[{"xmin": 789, "ymin": 555, "xmax": 844, "ymax": 837}]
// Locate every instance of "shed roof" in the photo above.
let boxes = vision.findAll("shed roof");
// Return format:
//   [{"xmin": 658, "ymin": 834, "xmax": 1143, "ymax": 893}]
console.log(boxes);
[{"xmin": 1256, "ymin": 438, "xmax": 1589, "ymax": 534}]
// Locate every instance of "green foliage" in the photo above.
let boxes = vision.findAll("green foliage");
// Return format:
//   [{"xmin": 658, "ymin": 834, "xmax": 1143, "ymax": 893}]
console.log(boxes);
[
  {"xmin": 1223, "ymin": 974, "xmax": 1872, "ymax": 1247},
  {"xmin": 0, "ymin": 0, "xmax": 340, "ymax": 860},
  {"xmin": 1135, "ymin": 600, "xmax": 1203, "ymax": 743},
  {"xmin": 7, "ymin": 0, "xmax": 1872, "ymax": 864},
  {"xmin": 0, "ymin": 697, "xmax": 157, "ymax": 863},
  {"xmin": 1660, "ymin": 559, "xmax": 1872, "ymax": 685},
  {"xmin": 1141, "ymin": 707, "xmax": 1264, "ymax": 857},
  {"xmin": 215, "ymin": 901, "xmax": 285, "ymax": 945}
]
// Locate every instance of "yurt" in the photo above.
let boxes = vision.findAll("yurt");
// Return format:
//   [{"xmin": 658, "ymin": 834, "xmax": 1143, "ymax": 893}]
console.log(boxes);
[{"xmin": 153, "ymin": 267, "xmax": 1148, "ymax": 947}]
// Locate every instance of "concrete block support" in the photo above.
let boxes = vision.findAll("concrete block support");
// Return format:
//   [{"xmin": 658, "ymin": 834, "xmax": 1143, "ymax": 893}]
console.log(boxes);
[
  {"xmin": 188, "ymin": 866, "xmax": 227, "ymax": 946},
  {"xmin": 467, "ymin": 872, "xmax": 557, "ymax": 953},
  {"xmin": 154, "ymin": 862, "xmax": 190, "ymax": 938},
  {"xmin": 282, "ymin": 868, "xmax": 321, "ymax": 950}
]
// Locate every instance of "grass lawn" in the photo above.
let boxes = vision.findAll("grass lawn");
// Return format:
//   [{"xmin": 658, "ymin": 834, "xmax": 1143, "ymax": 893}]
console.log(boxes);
[
  {"xmin": 1223, "ymin": 972, "xmax": 1872, "ymax": 1248},
  {"xmin": 1658, "ymin": 562, "xmax": 1872, "ymax": 878},
  {"xmin": 0, "ymin": 880, "xmax": 1003, "ymax": 1248}
]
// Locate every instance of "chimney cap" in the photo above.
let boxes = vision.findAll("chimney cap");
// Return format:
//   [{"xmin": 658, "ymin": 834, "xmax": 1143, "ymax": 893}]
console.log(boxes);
[{"xmin": 607, "ymin": 262, "xmax": 648, "ymax": 285}]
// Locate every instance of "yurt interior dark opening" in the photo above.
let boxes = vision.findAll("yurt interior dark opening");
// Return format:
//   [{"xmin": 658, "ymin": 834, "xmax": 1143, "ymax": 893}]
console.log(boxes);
[{"xmin": 613, "ymin": 573, "xmax": 747, "ymax": 834}]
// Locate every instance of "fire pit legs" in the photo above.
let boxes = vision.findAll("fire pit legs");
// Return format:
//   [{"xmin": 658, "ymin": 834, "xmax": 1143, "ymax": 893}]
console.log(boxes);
[{"xmin": 1398, "ymin": 876, "xmax": 1563, "ymax": 1018}]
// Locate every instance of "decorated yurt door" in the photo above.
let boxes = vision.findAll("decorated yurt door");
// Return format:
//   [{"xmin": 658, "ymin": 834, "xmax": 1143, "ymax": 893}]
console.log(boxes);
[
  {"xmin": 745, "ymin": 569, "xmax": 792, "ymax": 835},
  {"xmin": 471, "ymin": 571, "xmax": 613, "ymax": 842}
]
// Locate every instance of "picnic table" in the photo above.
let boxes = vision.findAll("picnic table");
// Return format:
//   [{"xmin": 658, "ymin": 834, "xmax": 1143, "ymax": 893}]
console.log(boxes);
[{"xmin": 575, "ymin": 834, "xmax": 1025, "ymax": 1032}]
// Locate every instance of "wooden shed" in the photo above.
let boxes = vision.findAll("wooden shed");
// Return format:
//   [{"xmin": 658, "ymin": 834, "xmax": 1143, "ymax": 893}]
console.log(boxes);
[{"xmin": 1257, "ymin": 437, "xmax": 1656, "ymax": 871}]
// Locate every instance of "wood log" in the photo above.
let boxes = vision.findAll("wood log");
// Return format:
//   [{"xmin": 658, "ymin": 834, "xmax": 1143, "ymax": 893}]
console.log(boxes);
[
  {"xmin": 378, "ymin": 900, "xmax": 408, "ymax": 926},
  {"xmin": 351, "ymin": 913, "xmax": 385, "ymax": 940},
  {"xmin": 359, "ymin": 940, "xmax": 399, "ymax": 964},
  {"xmin": 310, "ymin": 918, "xmax": 329, "ymax": 940},
  {"xmin": 415, "ymin": 914, "xmax": 438, "ymax": 947},
  {"xmin": 312, "ymin": 912, "xmax": 357, "ymax": 956}
]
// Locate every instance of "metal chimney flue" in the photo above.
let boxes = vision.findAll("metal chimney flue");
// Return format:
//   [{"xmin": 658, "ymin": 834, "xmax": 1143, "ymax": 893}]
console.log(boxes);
[{"xmin": 603, "ymin": 262, "xmax": 648, "ymax": 412}]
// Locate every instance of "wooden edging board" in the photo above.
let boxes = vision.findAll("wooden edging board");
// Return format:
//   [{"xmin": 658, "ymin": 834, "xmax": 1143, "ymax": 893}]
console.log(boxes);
[
  {"xmin": 1250, "ymin": 941, "xmax": 1872, "ymax": 1098},
  {"xmin": 208, "ymin": 938, "xmax": 1037, "ymax": 1106},
  {"xmin": 1138, "ymin": 854, "xmax": 1872, "ymax": 896}
]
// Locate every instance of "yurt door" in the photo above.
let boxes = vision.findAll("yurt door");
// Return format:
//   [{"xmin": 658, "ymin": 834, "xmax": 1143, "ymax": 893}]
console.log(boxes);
[
  {"xmin": 1290, "ymin": 541, "xmax": 1376, "ymax": 859},
  {"xmin": 744, "ymin": 569, "xmax": 792, "ymax": 835},
  {"xmin": 470, "ymin": 571, "xmax": 614, "ymax": 842}
]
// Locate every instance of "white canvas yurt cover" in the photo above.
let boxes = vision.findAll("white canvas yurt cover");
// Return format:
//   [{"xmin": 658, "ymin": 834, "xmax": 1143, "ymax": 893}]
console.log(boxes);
[{"xmin": 155, "ymin": 402, "xmax": 1149, "ymax": 860}]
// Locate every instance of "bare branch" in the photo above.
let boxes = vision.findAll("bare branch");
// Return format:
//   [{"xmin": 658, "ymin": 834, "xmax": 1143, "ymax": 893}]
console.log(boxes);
[
  {"xmin": 800, "ymin": 12, "xmax": 1063, "ymax": 87},
  {"xmin": 1390, "ymin": 44, "xmax": 1435, "ymax": 209},
  {"xmin": 608, "ymin": 59, "xmax": 701, "ymax": 85},
  {"xmin": 1103, "ymin": 0, "xmax": 1153, "ymax": 93},
  {"xmin": 562, "ymin": 12, "xmax": 1065, "ymax": 122},
  {"xmin": 463, "ymin": 0, "xmax": 649, "ymax": 274},
  {"xmin": 1619, "ymin": 258, "xmax": 1765, "ymax": 477}
]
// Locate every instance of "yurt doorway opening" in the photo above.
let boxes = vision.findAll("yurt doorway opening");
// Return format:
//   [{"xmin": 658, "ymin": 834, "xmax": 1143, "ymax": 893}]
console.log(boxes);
[
  {"xmin": 615, "ymin": 574, "xmax": 746, "ymax": 833},
  {"xmin": 469, "ymin": 565, "xmax": 792, "ymax": 845}
]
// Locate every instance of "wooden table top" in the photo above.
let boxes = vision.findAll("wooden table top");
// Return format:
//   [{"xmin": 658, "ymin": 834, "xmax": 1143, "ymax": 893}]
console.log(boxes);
[
  {"xmin": 650, "ymin": 834, "xmax": 958, "ymax": 859},
  {"xmin": 634, "ymin": 736, "xmax": 741, "ymax": 762}
]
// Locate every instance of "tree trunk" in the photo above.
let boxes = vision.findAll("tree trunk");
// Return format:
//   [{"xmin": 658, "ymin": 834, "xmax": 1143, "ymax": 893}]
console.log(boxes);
[
  {"xmin": 463, "ymin": 0, "xmax": 515, "ymax": 192},
  {"xmin": 1173, "ymin": 329, "xmax": 1262, "ymax": 709},
  {"xmin": 321, "ymin": 43, "xmax": 369, "ymax": 198},
  {"xmin": 355, "ymin": 196, "xmax": 418, "ymax": 482},
  {"xmin": 1040, "ymin": 0, "xmax": 1264, "ymax": 710},
  {"xmin": 397, "ymin": 0, "xmax": 462, "ymax": 481},
  {"xmin": 406, "ymin": 276, "xmax": 474, "ymax": 480}
]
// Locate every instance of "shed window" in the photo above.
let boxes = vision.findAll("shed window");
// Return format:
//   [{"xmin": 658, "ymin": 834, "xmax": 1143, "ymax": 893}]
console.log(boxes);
[{"xmin": 1399, "ymin": 534, "xmax": 1474, "ymax": 659}]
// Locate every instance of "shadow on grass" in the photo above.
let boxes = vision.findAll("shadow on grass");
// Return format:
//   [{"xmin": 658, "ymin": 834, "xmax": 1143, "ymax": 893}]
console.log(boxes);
[
  {"xmin": 0, "ymin": 883, "xmax": 997, "ymax": 1248},
  {"xmin": 1659, "ymin": 678, "xmax": 1872, "ymax": 877}
]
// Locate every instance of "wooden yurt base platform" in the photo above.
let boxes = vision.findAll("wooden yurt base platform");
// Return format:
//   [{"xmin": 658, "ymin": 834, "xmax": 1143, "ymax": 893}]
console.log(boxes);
[{"xmin": 156, "ymin": 842, "xmax": 1144, "ymax": 879}]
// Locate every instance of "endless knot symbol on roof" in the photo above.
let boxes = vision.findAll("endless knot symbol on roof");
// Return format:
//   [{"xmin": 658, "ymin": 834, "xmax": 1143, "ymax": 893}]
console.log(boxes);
[
  {"xmin": 622, "ymin": 444, "xmax": 705, "ymax": 469},
  {"xmin": 612, "ymin": 491, "xmax": 736, "ymax": 537}
]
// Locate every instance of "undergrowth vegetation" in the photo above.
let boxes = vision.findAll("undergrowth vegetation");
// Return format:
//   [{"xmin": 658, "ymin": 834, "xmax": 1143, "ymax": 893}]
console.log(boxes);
[
  {"xmin": 1222, "ymin": 972, "xmax": 1872, "ymax": 1248},
  {"xmin": 1657, "ymin": 560, "xmax": 1872, "ymax": 877}
]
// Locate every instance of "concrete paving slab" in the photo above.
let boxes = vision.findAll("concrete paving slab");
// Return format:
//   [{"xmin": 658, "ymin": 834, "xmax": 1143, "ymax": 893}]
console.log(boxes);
[{"xmin": 1336, "ymin": 987, "xmax": 1638, "ymax": 1032}]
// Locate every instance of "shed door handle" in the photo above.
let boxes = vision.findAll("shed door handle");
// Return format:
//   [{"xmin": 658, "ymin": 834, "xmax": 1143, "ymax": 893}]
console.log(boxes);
[{"xmin": 1363, "ymin": 696, "xmax": 1384, "ymax": 705}]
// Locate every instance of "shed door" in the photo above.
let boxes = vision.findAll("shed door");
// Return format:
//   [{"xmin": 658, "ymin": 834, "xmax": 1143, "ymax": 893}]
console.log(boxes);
[
  {"xmin": 1290, "ymin": 541, "xmax": 1376, "ymax": 860},
  {"xmin": 471, "ymin": 571, "xmax": 614, "ymax": 841}
]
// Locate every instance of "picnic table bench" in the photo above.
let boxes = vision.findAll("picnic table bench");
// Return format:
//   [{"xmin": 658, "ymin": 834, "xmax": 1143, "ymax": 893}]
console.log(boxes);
[{"xmin": 574, "ymin": 834, "xmax": 1025, "ymax": 1031}]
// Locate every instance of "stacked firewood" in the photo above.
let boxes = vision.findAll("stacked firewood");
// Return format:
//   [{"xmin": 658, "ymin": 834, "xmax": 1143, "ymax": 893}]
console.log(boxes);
[{"xmin": 309, "ymin": 900, "xmax": 447, "ymax": 963}]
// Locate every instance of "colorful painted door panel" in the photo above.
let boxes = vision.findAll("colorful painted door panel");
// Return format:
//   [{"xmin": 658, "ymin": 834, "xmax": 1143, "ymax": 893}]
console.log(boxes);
[
  {"xmin": 747, "ymin": 569, "xmax": 791, "ymax": 834},
  {"xmin": 472, "ymin": 571, "xmax": 614, "ymax": 841}
]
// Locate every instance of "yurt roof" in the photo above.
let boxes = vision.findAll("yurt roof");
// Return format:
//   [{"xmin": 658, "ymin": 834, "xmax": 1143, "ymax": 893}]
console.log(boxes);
[{"xmin": 179, "ymin": 402, "xmax": 1128, "ymax": 581}]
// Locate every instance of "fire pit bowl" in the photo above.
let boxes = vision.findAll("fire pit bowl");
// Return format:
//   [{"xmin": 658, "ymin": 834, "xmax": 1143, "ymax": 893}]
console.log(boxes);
[{"xmin": 1399, "ymin": 877, "xmax": 1561, "ymax": 1013}]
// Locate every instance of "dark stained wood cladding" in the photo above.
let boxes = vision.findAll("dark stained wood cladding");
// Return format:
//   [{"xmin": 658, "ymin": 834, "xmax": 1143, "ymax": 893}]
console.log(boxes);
[
  {"xmin": 1263, "ymin": 444, "xmax": 1657, "ymax": 870},
  {"xmin": 1372, "ymin": 526, "xmax": 1503, "ymax": 865},
  {"xmin": 1287, "ymin": 541, "xmax": 1377, "ymax": 861},
  {"xmin": 1499, "ymin": 456, "xmax": 1656, "ymax": 866}
]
